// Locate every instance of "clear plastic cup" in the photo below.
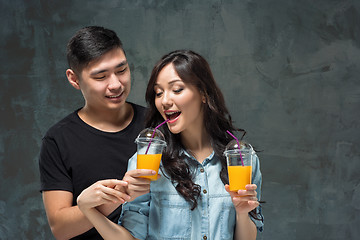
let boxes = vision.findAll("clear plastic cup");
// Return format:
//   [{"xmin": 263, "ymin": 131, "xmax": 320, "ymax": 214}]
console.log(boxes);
[
  {"xmin": 224, "ymin": 140, "xmax": 255, "ymax": 191},
  {"xmin": 135, "ymin": 128, "xmax": 167, "ymax": 181}
]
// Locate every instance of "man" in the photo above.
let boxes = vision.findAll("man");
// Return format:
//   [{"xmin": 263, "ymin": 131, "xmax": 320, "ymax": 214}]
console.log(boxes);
[{"xmin": 39, "ymin": 26, "xmax": 147, "ymax": 239}]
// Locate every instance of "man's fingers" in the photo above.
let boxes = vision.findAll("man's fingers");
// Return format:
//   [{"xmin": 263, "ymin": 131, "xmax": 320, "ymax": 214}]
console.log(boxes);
[
  {"xmin": 98, "ymin": 179, "xmax": 128, "ymax": 188},
  {"xmin": 100, "ymin": 184, "xmax": 131, "ymax": 202},
  {"xmin": 101, "ymin": 192, "xmax": 125, "ymax": 203}
]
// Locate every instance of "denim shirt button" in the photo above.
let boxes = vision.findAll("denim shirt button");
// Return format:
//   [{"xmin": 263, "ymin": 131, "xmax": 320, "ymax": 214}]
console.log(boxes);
[
  {"xmin": 200, "ymin": 168, "xmax": 204, "ymax": 173},
  {"xmin": 203, "ymin": 189, "xmax": 207, "ymax": 194},
  {"xmin": 203, "ymin": 235, "xmax": 207, "ymax": 240}
]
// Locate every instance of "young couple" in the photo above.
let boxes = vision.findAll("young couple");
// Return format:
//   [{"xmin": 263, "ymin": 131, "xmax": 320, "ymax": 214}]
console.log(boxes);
[{"xmin": 39, "ymin": 26, "xmax": 263, "ymax": 240}]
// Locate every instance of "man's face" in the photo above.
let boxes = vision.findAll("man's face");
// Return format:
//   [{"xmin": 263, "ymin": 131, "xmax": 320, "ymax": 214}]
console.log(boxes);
[{"xmin": 77, "ymin": 48, "xmax": 131, "ymax": 112}]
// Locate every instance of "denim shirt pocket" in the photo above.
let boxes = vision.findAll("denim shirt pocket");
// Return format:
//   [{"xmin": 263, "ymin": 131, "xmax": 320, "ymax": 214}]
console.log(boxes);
[
  {"xmin": 222, "ymin": 201, "xmax": 236, "ymax": 239},
  {"xmin": 157, "ymin": 193, "xmax": 192, "ymax": 239},
  {"xmin": 211, "ymin": 194, "xmax": 236, "ymax": 240}
]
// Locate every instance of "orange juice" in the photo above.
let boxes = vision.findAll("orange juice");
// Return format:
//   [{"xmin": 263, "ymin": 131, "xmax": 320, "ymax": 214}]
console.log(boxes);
[
  {"xmin": 137, "ymin": 153, "xmax": 162, "ymax": 181},
  {"xmin": 228, "ymin": 165, "xmax": 252, "ymax": 191}
]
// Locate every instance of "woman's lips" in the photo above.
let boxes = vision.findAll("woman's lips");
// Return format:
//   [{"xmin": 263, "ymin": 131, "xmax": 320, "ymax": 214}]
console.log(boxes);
[{"xmin": 165, "ymin": 111, "xmax": 181, "ymax": 123}]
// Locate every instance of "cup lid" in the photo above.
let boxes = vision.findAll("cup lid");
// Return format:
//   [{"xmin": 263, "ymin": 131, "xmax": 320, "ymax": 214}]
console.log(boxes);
[
  {"xmin": 224, "ymin": 140, "xmax": 253, "ymax": 154},
  {"xmin": 135, "ymin": 128, "xmax": 166, "ymax": 145}
]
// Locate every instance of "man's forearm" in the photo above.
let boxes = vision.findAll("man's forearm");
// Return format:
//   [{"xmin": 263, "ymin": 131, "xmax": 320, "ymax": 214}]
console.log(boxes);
[
  {"xmin": 48, "ymin": 202, "xmax": 120, "ymax": 239},
  {"xmin": 48, "ymin": 205, "xmax": 94, "ymax": 240}
]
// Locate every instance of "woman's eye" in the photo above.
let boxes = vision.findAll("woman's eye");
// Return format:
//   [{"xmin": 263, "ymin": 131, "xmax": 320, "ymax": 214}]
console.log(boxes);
[
  {"xmin": 155, "ymin": 91, "xmax": 163, "ymax": 97},
  {"xmin": 173, "ymin": 88, "xmax": 183, "ymax": 93},
  {"xmin": 154, "ymin": 86, "xmax": 163, "ymax": 97}
]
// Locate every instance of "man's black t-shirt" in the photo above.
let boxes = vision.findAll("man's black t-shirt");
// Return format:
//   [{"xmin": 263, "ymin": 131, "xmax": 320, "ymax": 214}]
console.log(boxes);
[{"xmin": 39, "ymin": 102, "xmax": 146, "ymax": 239}]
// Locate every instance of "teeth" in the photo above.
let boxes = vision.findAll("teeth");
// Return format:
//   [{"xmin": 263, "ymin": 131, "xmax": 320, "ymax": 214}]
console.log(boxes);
[
  {"xmin": 166, "ymin": 111, "xmax": 180, "ymax": 116},
  {"xmin": 108, "ymin": 94, "xmax": 121, "ymax": 98}
]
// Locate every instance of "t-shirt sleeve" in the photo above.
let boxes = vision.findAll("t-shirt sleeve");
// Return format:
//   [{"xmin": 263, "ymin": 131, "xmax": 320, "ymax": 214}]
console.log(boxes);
[
  {"xmin": 39, "ymin": 136, "xmax": 73, "ymax": 193},
  {"xmin": 249, "ymin": 154, "xmax": 264, "ymax": 232},
  {"xmin": 118, "ymin": 153, "xmax": 149, "ymax": 239}
]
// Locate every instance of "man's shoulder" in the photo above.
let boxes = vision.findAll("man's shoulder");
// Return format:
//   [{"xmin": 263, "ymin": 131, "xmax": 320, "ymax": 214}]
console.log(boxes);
[
  {"xmin": 44, "ymin": 110, "xmax": 80, "ymax": 138},
  {"xmin": 128, "ymin": 102, "xmax": 147, "ymax": 119},
  {"xmin": 129, "ymin": 102, "xmax": 146, "ymax": 112}
]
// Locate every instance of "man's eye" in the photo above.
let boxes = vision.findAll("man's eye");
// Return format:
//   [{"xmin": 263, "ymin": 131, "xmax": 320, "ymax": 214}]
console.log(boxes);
[
  {"xmin": 94, "ymin": 76, "xmax": 106, "ymax": 80},
  {"xmin": 116, "ymin": 67, "xmax": 127, "ymax": 74}
]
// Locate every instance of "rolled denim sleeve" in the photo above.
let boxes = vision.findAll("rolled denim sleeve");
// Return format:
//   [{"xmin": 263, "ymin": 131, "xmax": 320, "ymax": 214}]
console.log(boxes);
[
  {"xmin": 118, "ymin": 153, "xmax": 150, "ymax": 239},
  {"xmin": 119, "ymin": 194, "xmax": 150, "ymax": 239},
  {"xmin": 249, "ymin": 154, "xmax": 264, "ymax": 232}
]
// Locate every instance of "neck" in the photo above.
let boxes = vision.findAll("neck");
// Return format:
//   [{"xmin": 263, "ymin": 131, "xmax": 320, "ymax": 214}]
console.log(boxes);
[
  {"xmin": 78, "ymin": 103, "xmax": 133, "ymax": 132},
  {"xmin": 181, "ymin": 127, "xmax": 212, "ymax": 163}
]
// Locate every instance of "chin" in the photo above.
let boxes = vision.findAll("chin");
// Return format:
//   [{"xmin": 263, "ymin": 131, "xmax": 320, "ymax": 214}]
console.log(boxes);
[{"xmin": 168, "ymin": 126, "xmax": 182, "ymax": 135}]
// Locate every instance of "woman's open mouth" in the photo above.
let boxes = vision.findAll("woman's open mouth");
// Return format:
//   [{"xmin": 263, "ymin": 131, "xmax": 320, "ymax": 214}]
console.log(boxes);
[{"xmin": 165, "ymin": 111, "xmax": 181, "ymax": 123}]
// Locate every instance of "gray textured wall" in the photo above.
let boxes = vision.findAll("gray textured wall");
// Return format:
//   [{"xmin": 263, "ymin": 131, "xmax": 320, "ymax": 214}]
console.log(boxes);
[{"xmin": 0, "ymin": 0, "xmax": 359, "ymax": 239}]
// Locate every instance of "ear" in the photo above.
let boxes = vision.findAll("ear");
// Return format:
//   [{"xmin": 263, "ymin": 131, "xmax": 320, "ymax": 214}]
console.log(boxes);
[
  {"xmin": 66, "ymin": 69, "xmax": 80, "ymax": 90},
  {"xmin": 201, "ymin": 93, "xmax": 206, "ymax": 103}
]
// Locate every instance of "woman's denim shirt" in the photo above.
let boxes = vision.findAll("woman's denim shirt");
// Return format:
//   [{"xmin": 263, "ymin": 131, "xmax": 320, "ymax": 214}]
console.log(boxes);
[{"xmin": 119, "ymin": 150, "xmax": 263, "ymax": 240}]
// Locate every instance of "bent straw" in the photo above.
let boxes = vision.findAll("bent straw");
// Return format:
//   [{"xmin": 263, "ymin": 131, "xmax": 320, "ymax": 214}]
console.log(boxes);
[
  {"xmin": 226, "ymin": 130, "xmax": 244, "ymax": 166},
  {"xmin": 145, "ymin": 119, "xmax": 169, "ymax": 154}
]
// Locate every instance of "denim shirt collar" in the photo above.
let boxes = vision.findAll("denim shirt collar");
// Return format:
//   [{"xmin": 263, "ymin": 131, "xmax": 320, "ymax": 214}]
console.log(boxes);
[{"xmin": 180, "ymin": 148, "xmax": 215, "ymax": 166}]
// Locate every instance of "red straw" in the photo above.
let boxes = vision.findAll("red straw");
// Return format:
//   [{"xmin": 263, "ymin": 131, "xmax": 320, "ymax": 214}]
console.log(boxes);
[
  {"xmin": 226, "ymin": 130, "xmax": 244, "ymax": 166},
  {"xmin": 145, "ymin": 119, "xmax": 169, "ymax": 154}
]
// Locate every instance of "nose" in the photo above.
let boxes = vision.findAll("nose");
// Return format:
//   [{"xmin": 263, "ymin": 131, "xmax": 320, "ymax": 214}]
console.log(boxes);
[
  {"xmin": 108, "ymin": 73, "xmax": 122, "ymax": 90},
  {"xmin": 161, "ymin": 91, "xmax": 172, "ymax": 108}
]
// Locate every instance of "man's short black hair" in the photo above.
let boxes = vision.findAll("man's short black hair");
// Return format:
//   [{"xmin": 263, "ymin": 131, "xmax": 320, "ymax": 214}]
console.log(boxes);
[{"xmin": 66, "ymin": 26, "xmax": 124, "ymax": 75}]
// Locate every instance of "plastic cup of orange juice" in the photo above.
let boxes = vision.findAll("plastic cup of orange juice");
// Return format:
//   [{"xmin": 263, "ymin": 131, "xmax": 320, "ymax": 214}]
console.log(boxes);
[
  {"xmin": 135, "ymin": 128, "xmax": 166, "ymax": 181},
  {"xmin": 224, "ymin": 140, "xmax": 254, "ymax": 191}
]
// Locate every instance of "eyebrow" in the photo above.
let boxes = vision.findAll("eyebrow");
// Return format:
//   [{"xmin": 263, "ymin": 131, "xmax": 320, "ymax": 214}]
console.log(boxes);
[
  {"xmin": 154, "ymin": 79, "xmax": 182, "ymax": 87},
  {"xmin": 90, "ymin": 61, "xmax": 128, "ymax": 76}
]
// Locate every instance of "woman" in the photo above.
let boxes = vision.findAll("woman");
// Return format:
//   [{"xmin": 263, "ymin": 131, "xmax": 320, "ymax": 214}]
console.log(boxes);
[{"xmin": 78, "ymin": 50, "xmax": 263, "ymax": 240}]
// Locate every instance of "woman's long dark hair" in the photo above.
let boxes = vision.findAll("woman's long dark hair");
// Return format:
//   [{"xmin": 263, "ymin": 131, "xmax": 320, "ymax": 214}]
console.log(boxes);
[{"xmin": 145, "ymin": 50, "xmax": 244, "ymax": 210}]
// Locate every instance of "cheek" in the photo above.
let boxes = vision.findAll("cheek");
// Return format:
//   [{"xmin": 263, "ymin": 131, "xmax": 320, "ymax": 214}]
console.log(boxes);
[
  {"xmin": 155, "ymin": 98, "xmax": 162, "ymax": 112},
  {"xmin": 184, "ymin": 95, "xmax": 202, "ymax": 112},
  {"xmin": 121, "ymin": 74, "xmax": 131, "ymax": 86}
]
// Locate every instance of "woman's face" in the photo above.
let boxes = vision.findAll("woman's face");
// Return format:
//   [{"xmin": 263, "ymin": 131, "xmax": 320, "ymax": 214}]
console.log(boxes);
[{"xmin": 154, "ymin": 63, "xmax": 205, "ymax": 135}]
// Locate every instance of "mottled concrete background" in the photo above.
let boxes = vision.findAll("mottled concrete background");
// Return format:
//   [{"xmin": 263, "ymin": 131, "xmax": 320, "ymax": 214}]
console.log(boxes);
[{"xmin": 0, "ymin": 0, "xmax": 359, "ymax": 239}]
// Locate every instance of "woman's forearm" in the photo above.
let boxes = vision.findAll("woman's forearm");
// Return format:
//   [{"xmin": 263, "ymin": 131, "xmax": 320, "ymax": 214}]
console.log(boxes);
[
  {"xmin": 234, "ymin": 213, "xmax": 257, "ymax": 240},
  {"xmin": 82, "ymin": 207, "xmax": 136, "ymax": 240}
]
